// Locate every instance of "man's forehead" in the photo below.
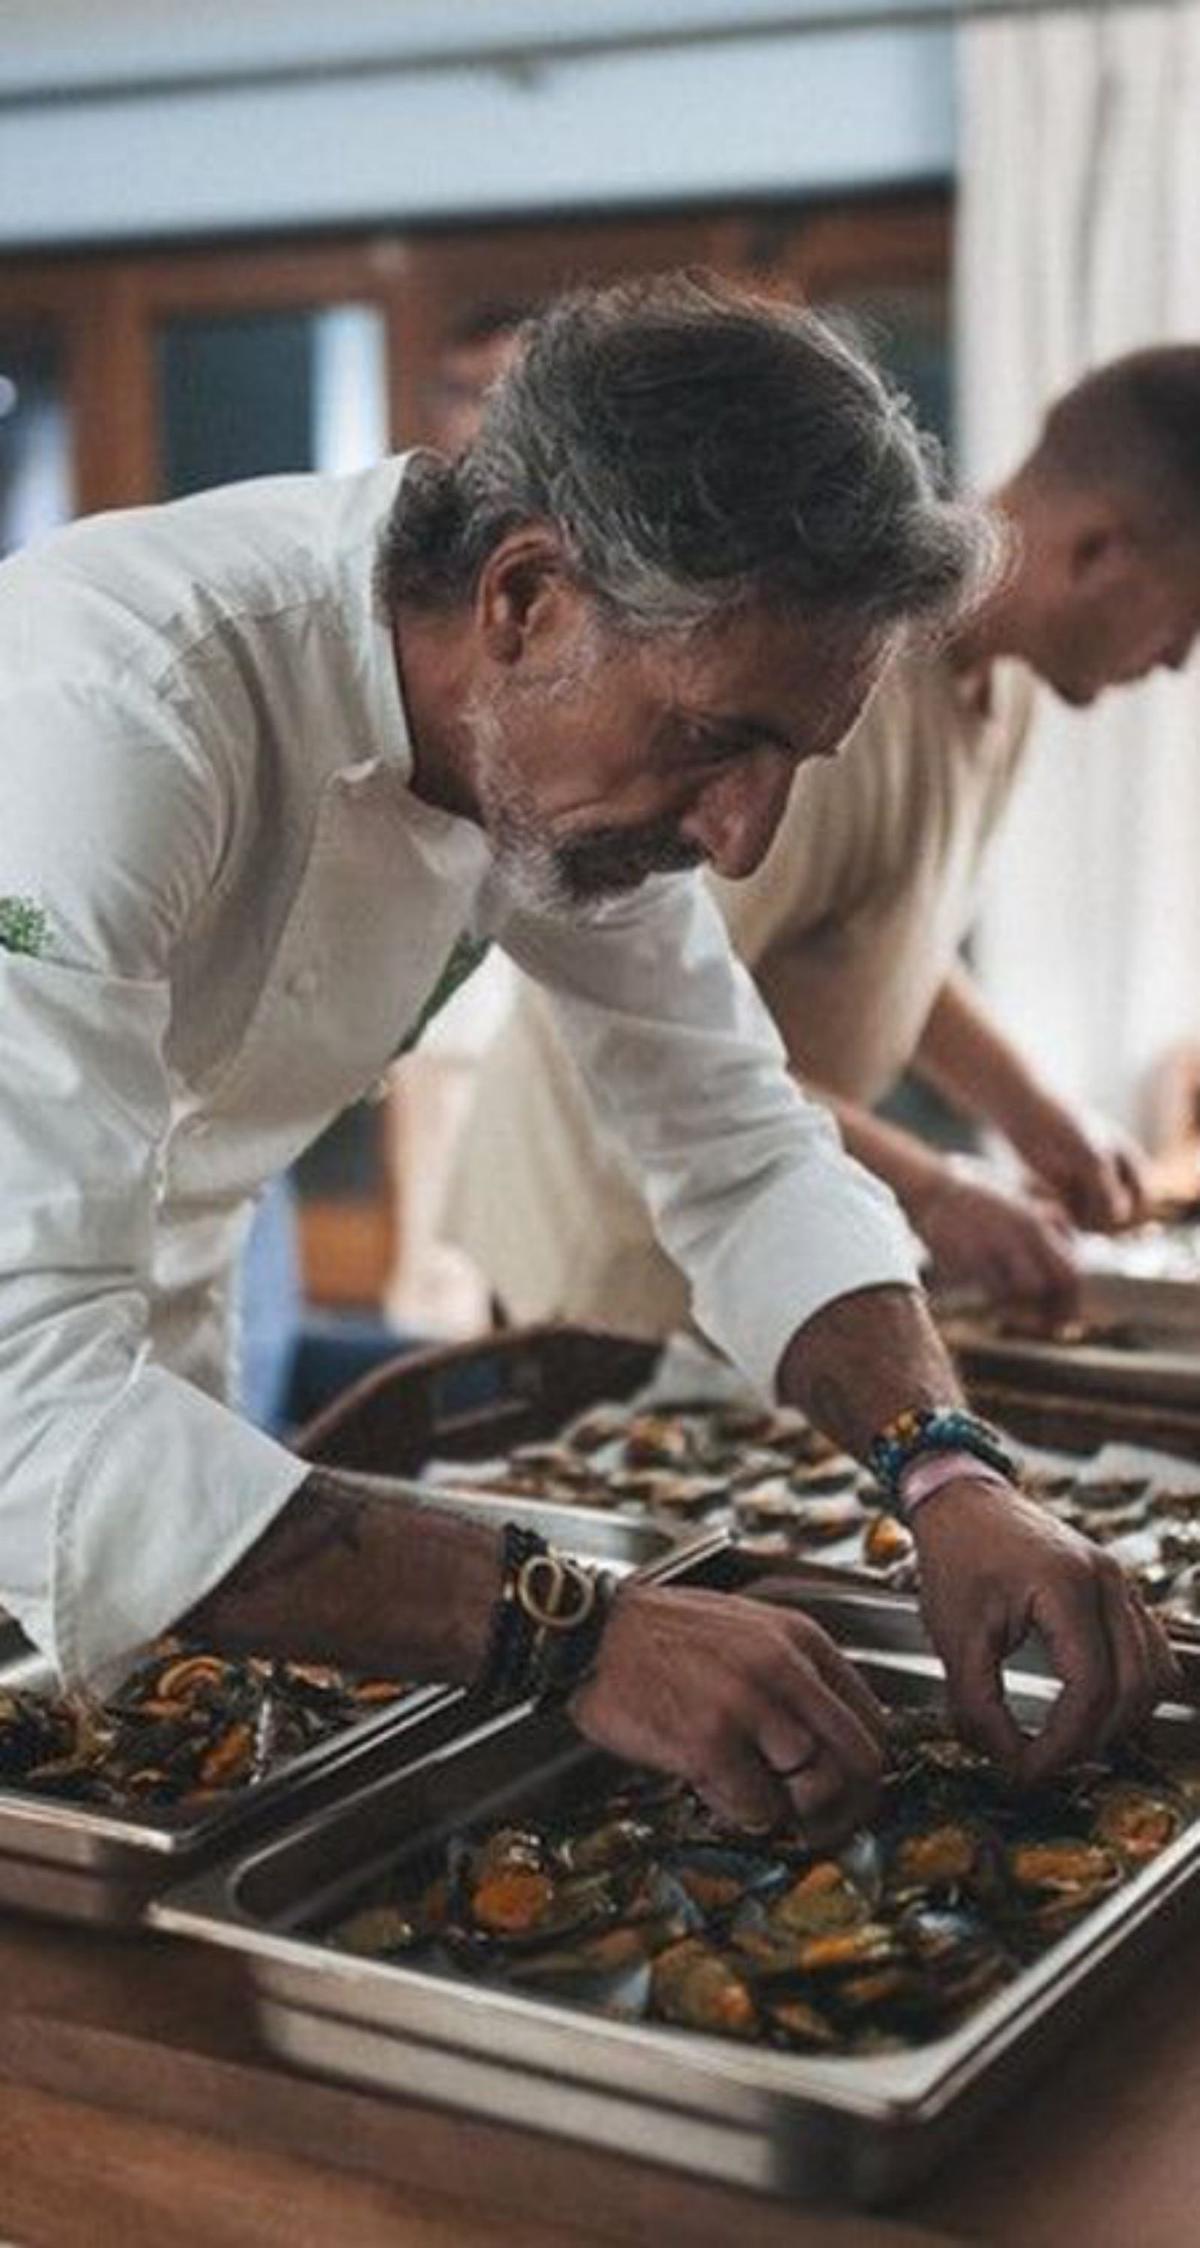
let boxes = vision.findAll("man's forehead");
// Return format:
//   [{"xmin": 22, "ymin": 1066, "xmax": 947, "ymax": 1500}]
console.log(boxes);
[{"xmin": 665, "ymin": 602, "xmax": 886, "ymax": 678}]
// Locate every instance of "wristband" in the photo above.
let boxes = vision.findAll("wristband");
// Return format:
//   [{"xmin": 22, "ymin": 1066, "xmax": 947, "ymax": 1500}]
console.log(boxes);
[
  {"xmin": 898, "ymin": 1448, "xmax": 1014, "ymax": 1520},
  {"xmin": 470, "ymin": 1524, "xmax": 614, "ymax": 1709},
  {"xmin": 471, "ymin": 1523, "xmax": 546, "ymax": 1709},
  {"xmin": 518, "ymin": 1549, "xmax": 615, "ymax": 1701},
  {"xmin": 868, "ymin": 1404, "xmax": 1020, "ymax": 1515}
]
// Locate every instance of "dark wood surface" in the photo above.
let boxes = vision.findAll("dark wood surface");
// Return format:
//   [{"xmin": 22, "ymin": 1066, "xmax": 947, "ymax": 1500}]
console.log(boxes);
[{"xmin": 1, "ymin": 1895, "xmax": 1200, "ymax": 2248}]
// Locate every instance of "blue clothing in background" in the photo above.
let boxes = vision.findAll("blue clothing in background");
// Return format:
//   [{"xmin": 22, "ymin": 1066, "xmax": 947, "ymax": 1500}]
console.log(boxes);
[{"xmin": 239, "ymin": 1172, "xmax": 427, "ymax": 1439}]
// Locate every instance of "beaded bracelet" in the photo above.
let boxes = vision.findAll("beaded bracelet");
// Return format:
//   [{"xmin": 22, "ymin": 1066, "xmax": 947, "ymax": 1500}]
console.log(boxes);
[{"xmin": 867, "ymin": 1404, "xmax": 1019, "ymax": 1517}]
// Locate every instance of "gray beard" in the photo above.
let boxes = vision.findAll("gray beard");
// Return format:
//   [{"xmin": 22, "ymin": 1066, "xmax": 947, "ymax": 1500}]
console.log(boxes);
[{"xmin": 466, "ymin": 690, "xmax": 703, "ymax": 922}]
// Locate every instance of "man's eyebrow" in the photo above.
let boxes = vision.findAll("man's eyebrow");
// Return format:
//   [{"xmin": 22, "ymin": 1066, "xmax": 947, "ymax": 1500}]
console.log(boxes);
[{"xmin": 692, "ymin": 711, "xmax": 801, "ymax": 757}]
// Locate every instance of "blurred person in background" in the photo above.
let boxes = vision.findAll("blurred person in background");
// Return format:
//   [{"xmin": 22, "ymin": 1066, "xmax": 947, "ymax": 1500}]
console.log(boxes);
[{"xmin": 449, "ymin": 347, "xmax": 1200, "ymax": 1336}]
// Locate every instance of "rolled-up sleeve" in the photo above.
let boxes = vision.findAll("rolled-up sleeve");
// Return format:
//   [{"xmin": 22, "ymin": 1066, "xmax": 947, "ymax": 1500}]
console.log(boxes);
[
  {"xmin": 0, "ymin": 673, "xmax": 306, "ymax": 1685},
  {"xmin": 499, "ymin": 873, "xmax": 921, "ymax": 1392}
]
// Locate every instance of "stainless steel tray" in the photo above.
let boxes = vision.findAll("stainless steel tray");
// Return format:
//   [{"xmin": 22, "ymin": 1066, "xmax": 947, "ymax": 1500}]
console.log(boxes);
[
  {"xmin": 944, "ymin": 1312, "xmax": 1200, "ymax": 1412},
  {"xmin": 153, "ymin": 1553, "xmax": 1200, "ymax": 2206},
  {"xmin": 0, "ymin": 1484, "xmax": 672, "ymax": 1927},
  {"xmin": 338, "ymin": 1474, "xmax": 677, "ymax": 1575},
  {"xmin": 0, "ymin": 1680, "xmax": 473, "ymax": 1927}
]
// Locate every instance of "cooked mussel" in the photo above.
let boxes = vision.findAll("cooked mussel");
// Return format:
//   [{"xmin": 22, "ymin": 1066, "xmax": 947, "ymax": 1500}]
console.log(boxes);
[
  {"xmin": 651, "ymin": 1938, "xmax": 759, "ymax": 2038},
  {"xmin": 1089, "ymin": 1782, "xmax": 1183, "ymax": 1866}
]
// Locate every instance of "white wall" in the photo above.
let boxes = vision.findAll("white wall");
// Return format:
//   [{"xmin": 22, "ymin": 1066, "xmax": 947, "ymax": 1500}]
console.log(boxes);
[{"xmin": 0, "ymin": 0, "xmax": 954, "ymax": 247}]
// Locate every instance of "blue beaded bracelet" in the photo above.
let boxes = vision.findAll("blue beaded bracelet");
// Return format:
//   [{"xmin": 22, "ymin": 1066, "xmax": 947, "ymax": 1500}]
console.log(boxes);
[{"xmin": 867, "ymin": 1405, "xmax": 1019, "ymax": 1514}]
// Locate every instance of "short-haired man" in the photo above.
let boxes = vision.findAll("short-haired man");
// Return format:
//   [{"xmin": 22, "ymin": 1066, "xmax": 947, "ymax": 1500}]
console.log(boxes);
[
  {"xmin": 0, "ymin": 279, "xmax": 1172, "ymax": 1837},
  {"xmin": 451, "ymin": 346, "xmax": 1200, "ymax": 1328}
]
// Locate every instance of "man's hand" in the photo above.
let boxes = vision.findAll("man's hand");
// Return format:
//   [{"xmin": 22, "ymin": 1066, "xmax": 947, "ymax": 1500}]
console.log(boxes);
[
  {"xmin": 914, "ymin": 1163, "xmax": 1079, "ymax": 1309},
  {"xmin": 912, "ymin": 1478, "xmax": 1180, "ymax": 1780},
  {"xmin": 1007, "ymin": 1093, "xmax": 1151, "ymax": 1233},
  {"xmin": 571, "ymin": 1581, "xmax": 886, "ymax": 1840}
]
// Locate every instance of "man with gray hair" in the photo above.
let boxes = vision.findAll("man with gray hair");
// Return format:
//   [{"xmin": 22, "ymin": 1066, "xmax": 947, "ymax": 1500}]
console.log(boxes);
[{"xmin": 0, "ymin": 274, "xmax": 1173, "ymax": 1837}]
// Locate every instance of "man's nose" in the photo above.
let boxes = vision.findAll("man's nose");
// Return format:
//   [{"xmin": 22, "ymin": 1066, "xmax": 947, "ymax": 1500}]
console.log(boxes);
[{"xmin": 682, "ymin": 752, "xmax": 794, "ymax": 880}]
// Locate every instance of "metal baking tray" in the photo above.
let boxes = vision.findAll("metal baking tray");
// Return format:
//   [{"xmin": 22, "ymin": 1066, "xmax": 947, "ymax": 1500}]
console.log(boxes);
[
  {"xmin": 336, "ymin": 1474, "xmax": 676, "ymax": 1576},
  {"xmin": 153, "ymin": 1551, "xmax": 1200, "ymax": 2207},
  {"xmin": 0, "ymin": 1489, "xmax": 670, "ymax": 1926},
  {"xmin": 1078, "ymin": 1220, "xmax": 1200, "ymax": 1336},
  {"xmin": 943, "ymin": 1312, "xmax": 1200, "ymax": 1415}
]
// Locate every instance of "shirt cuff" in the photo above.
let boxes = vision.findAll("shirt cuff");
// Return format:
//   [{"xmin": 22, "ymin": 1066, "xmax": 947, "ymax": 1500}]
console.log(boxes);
[
  {"xmin": 691, "ymin": 1158, "xmax": 923, "ymax": 1396},
  {"xmin": 49, "ymin": 1358, "xmax": 309, "ymax": 1688}
]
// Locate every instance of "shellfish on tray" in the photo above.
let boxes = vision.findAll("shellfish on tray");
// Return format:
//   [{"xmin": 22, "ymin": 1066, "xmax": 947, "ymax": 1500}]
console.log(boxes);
[
  {"xmin": 0, "ymin": 1641, "xmax": 411, "ymax": 1811},
  {"xmin": 324, "ymin": 1708, "xmax": 1194, "ymax": 2054}
]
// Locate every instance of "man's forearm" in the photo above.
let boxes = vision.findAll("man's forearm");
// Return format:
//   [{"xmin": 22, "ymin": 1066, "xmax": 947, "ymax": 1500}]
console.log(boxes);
[
  {"xmin": 912, "ymin": 964, "xmax": 1047, "ymax": 1139},
  {"xmin": 777, "ymin": 1283, "xmax": 962, "ymax": 1456},
  {"xmin": 816, "ymin": 1082, "xmax": 944, "ymax": 1221},
  {"xmin": 181, "ymin": 1470, "xmax": 500, "ymax": 1682}
]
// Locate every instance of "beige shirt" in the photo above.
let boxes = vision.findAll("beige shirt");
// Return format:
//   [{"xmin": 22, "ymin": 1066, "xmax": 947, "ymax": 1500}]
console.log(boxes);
[{"xmin": 447, "ymin": 647, "xmax": 1035, "ymax": 1337}]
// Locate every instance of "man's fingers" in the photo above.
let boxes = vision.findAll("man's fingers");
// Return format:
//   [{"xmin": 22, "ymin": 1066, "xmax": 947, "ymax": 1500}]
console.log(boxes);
[
  {"xmin": 941, "ymin": 1626, "xmax": 1027, "ymax": 1768},
  {"xmin": 1101, "ymin": 1580, "xmax": 1181, "ymax": 1742},
  {"xmin": 771, "ymin": 1645, "xmax": 888, "ymax": 1786},
  {"xmin": 1111, "ymin": 1146, "xmax": 1150, "ymax": 1224},
  {"xmin": 1096, "ymin": 1582, "xmax": 1157, "ymax": 1749},
  {"xmin": 1020, "ymin": 1581, "xmax": 1114, "ymax": 1782},
  {"xmin": 1024, "ymin": 1568, "xmax": 1177, "ymax": 1777},
  {"xmin": 804, "ymin": 1635, "xmax": 891, "ymax": 1751},
  {"xmin": 736, "ymin": 1585, "xmax": 890, "ymax": 1751},
  {"xmin": 786, "ymin": 1746, "xmax": 879, "ymax": 1830},
  {"xmin": 756, "ymin": 1707, "xmax": 819, "ymax": 1783},
  {"xmin": 751, "ymin": 1696, "xmax": 880, "ymax": 1843},
  {"xmin": 689, "ymin": 1710, "xmax": 789, "ymax": 1832}
]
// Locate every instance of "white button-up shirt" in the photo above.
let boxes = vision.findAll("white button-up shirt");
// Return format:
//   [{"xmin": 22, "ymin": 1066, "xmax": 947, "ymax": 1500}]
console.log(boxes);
[{"xmin": 0, "ymin": 456, "xmax": 918, "ymax": 1685}]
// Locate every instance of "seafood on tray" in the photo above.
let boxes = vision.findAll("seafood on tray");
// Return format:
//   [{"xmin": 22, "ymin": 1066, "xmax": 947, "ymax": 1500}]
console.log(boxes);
[
  {"xmin": 0, "ymin": 1641, "xmax": 410, "ymax": 1811},
  {"xmin": 427, "ymin": 1386, "xmax": 1200, "ymax": 1617},
  {"xmin": 325, "ymin": 1710, "xmax": 1198, "ymax": 2057},
  {"xmin": 430, "ymin": 1393, "xmax": 912, "ymax": 1570}
]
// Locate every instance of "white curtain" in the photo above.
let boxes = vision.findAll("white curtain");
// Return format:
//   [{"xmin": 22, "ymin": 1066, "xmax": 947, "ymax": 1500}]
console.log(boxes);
[{"xmin": 957, "ymin": 3, "xmax": 1200, "ymax": 1133}]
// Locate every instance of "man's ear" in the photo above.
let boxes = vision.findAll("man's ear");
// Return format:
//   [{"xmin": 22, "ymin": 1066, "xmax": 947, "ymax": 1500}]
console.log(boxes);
[
  {"xmin": 477, "ymin": 526, "xmax": 574, "ymax": 665},
  {"xmin": 1067, "ymin": 503, "xmax": 1135, "ymax": 589}
]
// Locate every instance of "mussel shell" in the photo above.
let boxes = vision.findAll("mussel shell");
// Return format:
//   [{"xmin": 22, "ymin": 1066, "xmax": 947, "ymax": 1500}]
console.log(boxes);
[
  {"xmin": 768, "ymin": 1859, "xmax": 872, "ymax": 1935},
  {"xmin": 1088, "ymin": 1783, "xmax": 1184, "ymax": 1866},
  {"xmin": 505, "ymin": 1926, "xmax": 655, "ymax": 2018},
  {"xmin": 623, "ymin": 1414, "xmax": 694, "ymax": 1468},
  {"xmin": 863, "ymin": 1514, "xmax": 915, "ymax": 1570},
  {"xmin": 885, "ymin": 1818, "xmax": 995, "ymax": 1904},
  {"xmin": 1005, "ymin": 1837, "xmax": 1124, "ymax": 1915},
  {"xmin": 765, "ymin": 1992, "xmax": 844, "ymax": 2049},
  {"xmin": 0, "ymin": 1691, "xmax": 78, "ymax": 1780},
  {"xmin": 651, "ymin": 1937, "xmax": 760, "ymax": 2039},
  {"xmin": 665, "ymin": 1844, "xmax": 790, "ymax": 1917},
  {"xmin": 897, "ymin": 1903, "xmax": 1015, "ymax": 2006},
  {"xmin": 332, "ymin": 1879, "xmax": 448, "ymax": 1959},
  {"xmin": 556, "ymin": 1815, "xmax": 655, "ymax": 1877}
]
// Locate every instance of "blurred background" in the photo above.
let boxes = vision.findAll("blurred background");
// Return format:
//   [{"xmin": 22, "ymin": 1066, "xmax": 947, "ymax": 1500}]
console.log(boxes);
[{"xmin": 2, "ymin": 0, "xmax": 1197, "ymax": 1417}]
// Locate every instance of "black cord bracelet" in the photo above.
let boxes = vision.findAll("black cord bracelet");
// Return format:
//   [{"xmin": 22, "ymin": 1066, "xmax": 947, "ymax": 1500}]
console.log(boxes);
[
  {"xmin": 469, "ymin": 1523, "xmax": 546, "ymax": 1710},
  {"xmin": 470, "ymin": 1526, "xmax": 614, "ymax": 1712}
]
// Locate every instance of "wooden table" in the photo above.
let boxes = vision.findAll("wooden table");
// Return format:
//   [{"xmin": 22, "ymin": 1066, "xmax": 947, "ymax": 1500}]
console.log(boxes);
[{"xmin": 1, "ymin": 1900, "xmax": 1199, "ymax": 2248}]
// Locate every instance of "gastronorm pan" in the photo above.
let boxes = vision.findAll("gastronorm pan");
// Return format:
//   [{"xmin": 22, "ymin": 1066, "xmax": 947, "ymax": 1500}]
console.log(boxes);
[
  {"xmin": 943, "ymin": 1312, "xmax": 1200, "ymax": 1419},
  {"xmin": 0, "ymin": 1483, "xmax": 669, "ymax": 1927},
  {"xmin": 335, "ymin": 1473, "xmax": 676, "ymax": 1575},
  {"xmin": 153, "ymin": 1547, "xmax": 1200, "ymax": 2207}
]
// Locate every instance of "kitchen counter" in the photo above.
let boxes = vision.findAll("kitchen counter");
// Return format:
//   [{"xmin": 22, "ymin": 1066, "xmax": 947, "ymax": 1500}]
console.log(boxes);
[{"xmin": 1, "ymin": 1901, "xmax": 1199, "ymax": 2248}]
